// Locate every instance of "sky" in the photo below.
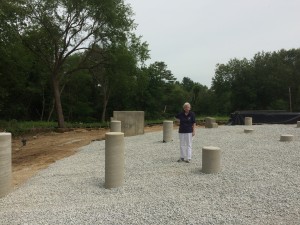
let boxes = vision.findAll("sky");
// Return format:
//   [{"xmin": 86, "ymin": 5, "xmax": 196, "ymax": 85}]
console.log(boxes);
[{"xmin": 125, "ymin": 0, "xmax": 300, "ymax": 87}]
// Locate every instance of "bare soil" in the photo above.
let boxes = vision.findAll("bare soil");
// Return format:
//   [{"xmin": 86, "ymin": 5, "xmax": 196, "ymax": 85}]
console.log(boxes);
[{"xmin": 12, "ymin": 125, "xmax": 164, "ymax": 188}]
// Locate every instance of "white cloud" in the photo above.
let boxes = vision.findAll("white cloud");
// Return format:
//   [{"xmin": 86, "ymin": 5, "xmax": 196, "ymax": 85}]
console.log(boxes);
[{"xmin": 126, "ymin": 0, "xmax": 300, "ymax": 87}]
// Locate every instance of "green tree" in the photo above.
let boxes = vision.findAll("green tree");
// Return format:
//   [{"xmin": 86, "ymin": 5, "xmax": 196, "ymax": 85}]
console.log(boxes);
[
  {"xmin": 212, "ymin": 48, "xmax": 300, "ymax": 114},
  {"xmin": 0, "ymin": 26, "xmax": 51, "ymax": 120},
  {"xmin": 212, "ymin": 58, "xmax": 253, "ymax": 113},
  {"xmin": 85, "ymin": 34, "xmax": 149, "ymax": 122},
  {"xmin": 138, "ymin": 62, "xmax": 177, "ymax": 118},
  {"xmin": 181, "ymin": 77, "xmax": 195, "ymax": 93},
  {"xmin": 2, "ymin": 0, "xmax": 136, "ymax": 127}
]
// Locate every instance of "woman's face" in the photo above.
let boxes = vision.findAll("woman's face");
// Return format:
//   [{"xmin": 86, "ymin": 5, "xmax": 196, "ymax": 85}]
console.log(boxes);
[{"xmin": 184, "ymin": 105, "xmax": 190, "ymax": 113}]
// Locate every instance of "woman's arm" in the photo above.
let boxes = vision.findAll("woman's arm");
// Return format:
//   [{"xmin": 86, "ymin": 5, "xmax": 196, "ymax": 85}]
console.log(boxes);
[{"xmin": 192, "ymin": 123, "xmax": 196, "ymax": 136}]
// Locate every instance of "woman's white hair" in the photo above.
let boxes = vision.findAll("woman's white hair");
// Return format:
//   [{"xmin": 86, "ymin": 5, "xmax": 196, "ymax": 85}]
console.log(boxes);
[{"xmin": 183, "ymin": 102, "xmax": 191, "ymax": 109}]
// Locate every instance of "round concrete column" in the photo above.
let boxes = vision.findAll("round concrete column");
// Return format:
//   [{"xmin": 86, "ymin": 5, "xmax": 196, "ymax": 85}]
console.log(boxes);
[
  {"xmin": 163, "ymin": 120, "xmax": 173, "ymax": 142},
  {"xmin": 110, "ymin": 120, "xmax": 121, "ymax": 132},
  {"xmin": 105, "ymin": 132, "xmax": 125, "ymax": 189},
  {"xmin": 205, "ymin": 117, "xmax": 216, "ymax": 128},
  {"xmin": 211, "ymin": 122, "xmax": 218, "ymax": 128},
  {"xmin": 297, "ymin": 121, "xmax": 300, "ymax": 128},
  {"xmin": 0, "ymin": 133, "xmax": 12, "ymax": 198},
  {"xmin": 202, "ymin": 146, "xmax": 221, "ymax": 174},
  {"xmin": 205, "ymin": 117, "xmax": 216, "ymax": 124},
  {"xmin": 280, "ymin": 134, "xmax": 293, "ymax": 142},
  {"xmin": 244, "ymin": 128, "xmax": 254, "ymax": 133},
  {"xmin": 244, "ymin": 117, "xmax": 252, "ymax": 126}
]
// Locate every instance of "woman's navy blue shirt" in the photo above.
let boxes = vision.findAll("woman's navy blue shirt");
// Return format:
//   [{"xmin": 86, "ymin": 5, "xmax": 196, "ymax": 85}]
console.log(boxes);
[{"xmin": 175, "ymin": 111, "xmax": 196, "ymax": 133}]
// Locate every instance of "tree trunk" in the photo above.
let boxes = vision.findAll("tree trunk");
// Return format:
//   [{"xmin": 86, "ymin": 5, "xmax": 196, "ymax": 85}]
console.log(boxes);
[
  {"xmin": 52, "ymin": 76, "xmax": 65, "ymax": 128},
  {"xmin": 101, "ymin": 101, "xmax": 107, "ymax": 122},
  {"xmin": 40, "ymin": 85, "xmax": 45, "ymax": 121},
  {"xmin": 101, "ymin": 88, "xmax": 110, "ymax": 122},
  {"xmin": 47, "ymin": 98, "xmax": 55, "ymax": 122}
]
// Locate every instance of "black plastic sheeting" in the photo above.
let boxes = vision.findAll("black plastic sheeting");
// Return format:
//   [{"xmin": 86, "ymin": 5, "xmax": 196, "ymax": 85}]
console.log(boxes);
[{"xmin": 228, "ymin": 110, "xmax": 300, "ymax": 125}]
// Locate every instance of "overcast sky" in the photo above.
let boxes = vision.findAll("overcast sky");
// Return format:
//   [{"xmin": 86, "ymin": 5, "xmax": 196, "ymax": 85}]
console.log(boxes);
[{"xmin": 125, "ymin": 0, "xmax": 300, "ymax": 87}]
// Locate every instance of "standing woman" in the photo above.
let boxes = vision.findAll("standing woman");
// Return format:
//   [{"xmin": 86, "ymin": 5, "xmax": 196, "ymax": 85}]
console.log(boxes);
[{"xmin": 175, "ymin": 102, "xmax": 196, "ymax": 163}]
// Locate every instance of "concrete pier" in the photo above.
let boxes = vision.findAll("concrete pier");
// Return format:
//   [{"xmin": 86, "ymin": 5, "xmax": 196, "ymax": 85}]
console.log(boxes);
[
  {"xmin": 110, "ymin": 120, "xmax": 121, "ymax": 132},
  {"xmin": 202, "ymin": 146, "xmax": 221, "ymax": 174},
  {"xmin": 0, "ymin": 133, "xmax": 12, "ymax": 198},
  {"xmin": 163, "ymin": 120, "xmax": 173, "ymax": 142},
  {"xmin": 244, "ymin": 128, "xmax": 254, "ymax": 133},
  {"xmin": 244, "ymin": 117, "xmax": 252, "ymax": 126},
  {"xmin": 207, "ymin": 122, "xmax": 218, "ymax": 128},
  {"xmin": 280, "ymin": 134, "xmax": 293, "ymax": 142},
  {"xmin": 205, "ymin": 117, "xmax": 218, "ymax": 128},
  {"xmin": 105, "ymin": 132, "xmax": 125, "ymax": 189}
]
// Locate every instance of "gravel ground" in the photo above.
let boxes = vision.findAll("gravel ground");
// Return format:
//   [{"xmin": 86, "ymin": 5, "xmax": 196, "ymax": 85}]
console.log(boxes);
[{"xmin": 0, "ymin": 124, "xmax": 300, "ymax": 225}]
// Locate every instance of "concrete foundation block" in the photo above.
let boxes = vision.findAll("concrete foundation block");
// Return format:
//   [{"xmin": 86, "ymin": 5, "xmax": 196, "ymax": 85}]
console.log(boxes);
[
  {"xmin": 205, "ymin": 122, "xmax": 218, "ymax": 128},
  {"xmin": 205, "ymin": 117, "xmax": 216, "ymax": 123},
  {"xmin": 202, "ymin": 146, "xmax": 221, "ymax": 174},
  {"xmin": 244, "ymin": 128, "xmax": 254, "ymax": 133},
  {"xmin": 113, "ymin": 111, "xmax": 144, "ymax": 137},
  {"xmin": 280, "ymin": 134, "xmax": 293, "ymax": 142},
  {"xmin": 211, "ymin": 122, "xmax": 218, "ymax": 128},
  {"xmin": 110, "ymin": 120, "xmax": 121, "ymax": 132},
  {"xmin": 163, "ymin": 120, "xmax": 173, "ymax": 142},
  {"xmin": 0, "ymin": 133, "xmax": 12, "ymax": 198},
  {"xmin": 297, "ymin": 121, "xmax": 300, "ymax": 128},
  {"xmin": 244, "ymin": 117, "xmax": 252, "ymax": 126},
  {"xmin": 205, "ymin": 117, "xmax": 218, "ymax": 128},
  {"xmin": 105, "ymin": 132, "xmax": 125, "ymax": 189}
]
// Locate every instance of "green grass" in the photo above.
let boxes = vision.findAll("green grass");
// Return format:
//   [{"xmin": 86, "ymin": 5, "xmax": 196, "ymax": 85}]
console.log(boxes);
[
  {"xmin": 0, "ymin": 120, "xmax": 107, "ymax": 136},
  {"xmin": 145, "ymin": 116, "xmax": 229, "ymax": 125},
  {"xmin": 197, "ymin": 116, "xmax": 229, "ymax": 121},
  {"xmin": 0, "ymin": 116, "xmax": 229, "ymax": 136}
]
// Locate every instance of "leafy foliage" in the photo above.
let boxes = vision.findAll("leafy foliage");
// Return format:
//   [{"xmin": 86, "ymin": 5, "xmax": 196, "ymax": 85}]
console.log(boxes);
[
  {"xmin": 212, "ymin": 49, "xmax": 300, "ymax": 114},
  {"xmin": 1, "ymin": 1, "xmax": 300, "ymax": 123}
]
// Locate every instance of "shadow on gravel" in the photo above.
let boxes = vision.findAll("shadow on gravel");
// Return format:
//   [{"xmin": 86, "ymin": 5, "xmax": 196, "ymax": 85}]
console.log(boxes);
[
  {"xmin": 91, "ymin": 178, "xmax": 105, "ymax": 189},
  {"xmin": 190, "ymin": 168, "xmax": 203, "ymax": 175}
]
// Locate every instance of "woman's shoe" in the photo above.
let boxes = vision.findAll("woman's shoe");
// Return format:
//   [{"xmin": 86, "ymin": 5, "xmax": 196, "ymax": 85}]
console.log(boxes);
[{"xmin": 177, "ymin": 158, "xmax": 184, "ymax": 162}]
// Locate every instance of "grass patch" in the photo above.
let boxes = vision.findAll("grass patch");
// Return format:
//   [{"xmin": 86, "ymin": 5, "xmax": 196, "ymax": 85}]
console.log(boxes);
[
  {"xmin": 0, "ymin": 116, "xmax": 229, "ymax": 136},
  {"xmin": 0, "ymin": 120, "xmax": 107, "ymax": 136}
]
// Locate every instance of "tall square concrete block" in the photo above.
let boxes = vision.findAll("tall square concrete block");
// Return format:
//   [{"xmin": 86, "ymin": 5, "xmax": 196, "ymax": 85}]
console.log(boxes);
[{"xmin": 113, "ymin": 111, "xmax": 144, "ymax": 137}]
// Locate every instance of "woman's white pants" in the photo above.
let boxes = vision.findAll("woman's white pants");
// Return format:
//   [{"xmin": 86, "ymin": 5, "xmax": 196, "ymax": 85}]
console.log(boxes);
[{"xmin": 179, "ymin": 133, "xmax": 192, "ymax": 160}]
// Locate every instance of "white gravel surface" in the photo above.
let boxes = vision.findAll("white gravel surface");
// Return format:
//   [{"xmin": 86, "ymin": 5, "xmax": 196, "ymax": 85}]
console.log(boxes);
[{"xmin": 0, "ymin": 124, "xmax": 300, "ymax": 225}]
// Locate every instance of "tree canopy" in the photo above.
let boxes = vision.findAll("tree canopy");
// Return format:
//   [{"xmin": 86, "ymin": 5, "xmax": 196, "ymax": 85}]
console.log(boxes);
[
  {"xmin": 212, "ymin": 49, "xmax": 300, "ymax": 114},
  {"xmin": 1, "ymin": 1, "xmax": 300, "ymax": 123},
  {"xmin": 1, "ymin": 0, "xmax": 147, "ymax": 127}
]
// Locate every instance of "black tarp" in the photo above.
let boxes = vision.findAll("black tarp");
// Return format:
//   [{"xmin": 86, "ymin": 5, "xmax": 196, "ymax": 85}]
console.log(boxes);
[{"xmin": 228, "ymin": 110, "xmax": 300, "ymax": 125}]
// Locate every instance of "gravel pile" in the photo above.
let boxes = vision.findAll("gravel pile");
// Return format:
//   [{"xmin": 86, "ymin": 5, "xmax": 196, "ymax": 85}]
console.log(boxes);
[{"xmin": 0, "ymin": 124, "xmax": 300, "ymax": 224}]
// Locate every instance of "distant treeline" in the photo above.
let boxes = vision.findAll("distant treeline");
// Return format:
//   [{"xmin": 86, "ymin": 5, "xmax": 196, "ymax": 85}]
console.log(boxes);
[
  {"xmin": 212, "ymin": 48, "xmax": 300, "ymax": 114},
  {"xmin": 1, "ymin": 1, "xmax": 300, "ymax": 128}
]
